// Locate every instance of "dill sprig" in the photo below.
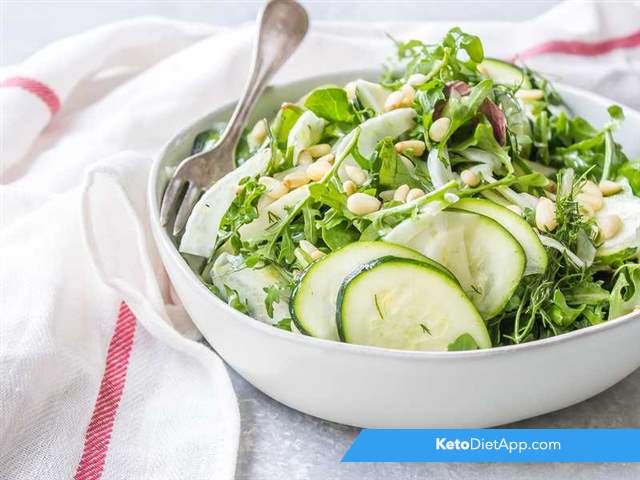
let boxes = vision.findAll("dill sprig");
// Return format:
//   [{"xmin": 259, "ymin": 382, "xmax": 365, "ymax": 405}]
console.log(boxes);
[{"xmin": 499, "ymin": 169, "xmax": 597, "ymax": 344}]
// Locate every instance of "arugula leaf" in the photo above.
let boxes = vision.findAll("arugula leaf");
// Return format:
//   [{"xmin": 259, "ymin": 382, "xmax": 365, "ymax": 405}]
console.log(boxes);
[
  {"xmin": 609, "ymin": 264, "xmax": 640, "ymax": 320},
  {"xmin": 263, "ymin": 284, "xmax": 286, "ymax": 319},
  {"xmin": 618, "ymin": 160, "xmax": 640, "ymax": 195},
  {"xmin": 549, "ymin": 108, "xmax": 628, "ymax": 181},
  {"xmin": 450, "ymin": 122, "xmax": 513, "ymax": 174},
  {"xmin": 207, "ymin": 283, "xmax": 250, "ymax": 315},
  {"xmin": 301, "ymin": 204, "xmax": 321, "ymax": 245},
  {"xmin": 563, "ymin": 281, "xmax": 610, "ymax": 305},
  {"xmin": 607, "ymin": 105, "xmax": 625, "ymax": 123},
  {"xmin": 375, "ymin": 137, "xmax": 425, "ymax": 189},
  {"xmin": 217, "ymin": 176, "xmax": 266, "ymax": 246},
  {"xmin": 308, "ymin": 181, "xmax": 348, "ymax": 212},
  {"xmin": 274, "ymin": 317, "xmax": 293, "ymax": 331},
  {"xmin": 322, "ymin": 219, "xmax": 360, "ymax": 250},
  {"xmin": 582, "ymin": 305, "xmax": 606, "ymax": 326},
  {"xmin": 447, "ymin": 333, "xmax": 480, "ymax": 351},
  {"xmin": 445, "ymin": 27, "xmax": 484, "ymax": 63},
  {"xmin": 438, "ymin": 79, "xmax": 493, "ymax": 154},
  {"xmin": 596, "ymin": 247, "xmax": 639, "ymax": 267},
  {"xmin": 548, "ymin": 289, "xmax": 585, "ymax": 328},
  {"xmin": 414, "ymin": 79, "xmax": 446, "ymax": 114},
  {"xmin": 304, "ymin": 87, "xmax": 355, "ymax": 123},
  {"xmin": 495, "ymin": 88, "xmax": 532, "ymax": 162},
  {"xmin": 384, "ymin": 28, "xmax": 484, "ymax": 88}
]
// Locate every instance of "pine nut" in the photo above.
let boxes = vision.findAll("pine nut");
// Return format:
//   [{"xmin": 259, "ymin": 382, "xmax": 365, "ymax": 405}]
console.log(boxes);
[
  {"xmin": 342, "ymin": 180, "xmax": 357, "ymax": 196},
  {"xmin": 401, "ymin": 84, "xmax": 416, "ymax": 101},
  {"xmin": 317, "ymin": 152, "xmax": 335, "ymax": 164},
  {"xmin": 577, "ymin": 192, "xmax": 603, "ymax": 213},
  {"xmin": 384, "ymin": 84, "xmax": 415, "ymax": 111},
  {"xmin": 393, "ymin": 184, "xmax": 410, "ymax": 202},
  {"xmin": 395, "ymin": 140, "xmax": 426, "ymax": 156},
  {"xmin": 515, "ymin": 89, "xmax": 544, "ymax": 101},
  {"xmin": 345, "ymin": 81, "xmax": 357, "ymax": 101},
  {"xmin": 247, "ymin": 119, "xmax": 267, "ymax": 149},
  {"xmin": 535, "ymin": 197, "xmax": 557, "ymax": 232},
  {"xmin": 234, "ymin": 184, "xmax": 245, "ymax": 196},
  {"xmin": 429, "ymin": 117, "xmax": 451, "ymax": 142},
  {"xmin": 298, "ymin": 150, "xmax": 313, "ymax": 166},
  {"xmin": 345, "ymin": 165, "xmax": 367, "ymax": 186},
  {"xmin": 506, "ymin": 204, "xmax": 523, "ymax": 216},
  {"xmin": 581, "ymin": 180, "xmax": 602, "ymax": 198},
  {"xmin": 307, "ymin": 143, "xmax": 332, "ymax": 158},
  {"xmin": 406, "ymin": 188, "xmax": 426, "ymax": 203},
  {"xmin": 306, "ymin": 158, "xmax": 333, "ymax": 181},
  {"xmin": 258, "ymin": 176, "xmax": 288, "ymax": 199},
  {"xmin": 283, "ymin": 171, "xmax": 311, "ymax": 189},
  {"xmin": 299, "ymin": 240, "xmax": 319, "ymax": 256},
  {"xmin": 598, "ymin": 215, "xmax": 622, "ymax": 240},
  {"xmin": 477, "ymin": 63, "xmax": 490, "ymax": 78},
  {"xmin": 444, "ymin": 192, "xmax": 460, "ymax": 203},
  {"xmin": 310, "ymin": 250, "xmax": 325, "ymax": 260},
  {"xmin": 590, "ymin": 193, "xmax": 604, "ymax": 212},
  {"xmin": 407, "ymin": 73, "xmax": 428, "ymax": 86},
  {"xmin": 384, "ymin": 91, "xmax": 405, "ymax": 112},
  {"xmin": 347, "ymin": 193, "xmax": 381, "ymax": 215},
  {"xmin": 379, "ymin": 189, "xmax": 396, "ymax": 201},
  {"xmin": 599, "ymin": 180, "xmax": 622, "ymax": 197},
  {"xmin": 579, "ymin": 201, "xmax": 595, "ymax": 219},
  {"xmin": 460, "ymin": 169, "xmax": 480, "ymax": 187}
]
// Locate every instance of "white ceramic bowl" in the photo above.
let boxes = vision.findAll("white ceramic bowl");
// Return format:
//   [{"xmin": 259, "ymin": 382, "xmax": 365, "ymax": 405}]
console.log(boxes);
[{"xmin": 149, "ymin": 71, "xmax": 640, "ymax": 428}]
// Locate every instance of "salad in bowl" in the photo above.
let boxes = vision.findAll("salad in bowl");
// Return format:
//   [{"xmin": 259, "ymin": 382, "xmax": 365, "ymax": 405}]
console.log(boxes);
[{"xmin": 177, "ymin": 28, "xmax": 640, "ymax": 353}]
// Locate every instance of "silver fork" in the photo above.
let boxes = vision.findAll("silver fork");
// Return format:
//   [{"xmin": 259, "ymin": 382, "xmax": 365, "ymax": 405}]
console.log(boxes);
[{"xmin": 160, "ymin": 0, "xmax": 309, "ymax": 236}]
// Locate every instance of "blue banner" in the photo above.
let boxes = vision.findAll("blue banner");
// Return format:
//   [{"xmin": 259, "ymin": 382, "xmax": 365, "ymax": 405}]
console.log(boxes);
[{"xmin": 342, "ymin": 429, "xmax": 640, "ymax": 462}]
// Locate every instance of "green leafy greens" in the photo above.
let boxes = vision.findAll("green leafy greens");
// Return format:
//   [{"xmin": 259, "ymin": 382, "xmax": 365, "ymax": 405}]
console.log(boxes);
[{"xmin": 184, "ymin": 26, "xmax": 640, "ymax": 350}]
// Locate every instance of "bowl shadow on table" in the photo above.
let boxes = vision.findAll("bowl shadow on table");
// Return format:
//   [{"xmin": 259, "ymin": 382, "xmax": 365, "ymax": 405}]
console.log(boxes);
[{"xmin": 210, "ymin": 338, "xmax": 640, "ymax": 480}]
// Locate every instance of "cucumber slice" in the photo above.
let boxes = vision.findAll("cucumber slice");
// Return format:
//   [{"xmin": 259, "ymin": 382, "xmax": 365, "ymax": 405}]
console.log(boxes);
[
  {"xmin": 453, "ymin": 198, "xmax": 548, "ymax": 275},
  {"xmin": 478, "ymin": 58, "xmax": 532, "ymax": 89},
  {"xmin": 385, "ymin": 210, "xmax": 525, "ymax": 319},
  {"xmin": 180, "ymin": 148, "xmax": 271, "ymax": 258},
  {"xmin": 290, "ymin": 241, "xmax": 451, "ymax": 340},
  {"xmin": 337, "ymin": 257, "xmax": 491, "ymax": 351}
]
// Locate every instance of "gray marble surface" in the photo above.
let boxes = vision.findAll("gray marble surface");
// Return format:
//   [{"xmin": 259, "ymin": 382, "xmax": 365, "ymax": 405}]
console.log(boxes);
[{"xmin": 230, "ymin": 363, "xmax": 640, "ymax": 479}]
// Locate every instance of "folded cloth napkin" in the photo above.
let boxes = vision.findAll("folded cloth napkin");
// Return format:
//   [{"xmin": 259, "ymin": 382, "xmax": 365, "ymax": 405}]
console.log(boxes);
[{"xmin": 1, "ymin": 1, "xmax": 639, "ymax": 479}]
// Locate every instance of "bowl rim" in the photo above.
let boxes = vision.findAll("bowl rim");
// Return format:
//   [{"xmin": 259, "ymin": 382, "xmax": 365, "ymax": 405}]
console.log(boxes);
[{"xmin": 148, "ymin": 69, "xmax": 640, "ymax": 360}]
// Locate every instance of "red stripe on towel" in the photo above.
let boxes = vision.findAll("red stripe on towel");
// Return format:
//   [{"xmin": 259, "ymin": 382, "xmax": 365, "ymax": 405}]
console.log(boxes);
[
  {"xmin": 74, "ymin": 302, "xmax": 137, "ymax": 480},
  {"xmin": 0, "ymin": 76, "xmax": 61, "ymax": 115},
  {"xmin": 513, "ymin": 29, "xmax": 640, "ymax": 61}
]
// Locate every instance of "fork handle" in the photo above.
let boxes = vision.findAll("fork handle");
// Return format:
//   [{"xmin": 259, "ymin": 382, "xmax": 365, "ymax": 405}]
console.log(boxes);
[{"xmin": 217, "ymin": 0, "xmax": 309, "ymax": 156}]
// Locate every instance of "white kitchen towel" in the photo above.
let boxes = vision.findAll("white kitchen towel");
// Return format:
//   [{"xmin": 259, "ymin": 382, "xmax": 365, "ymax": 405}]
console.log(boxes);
[{"xmin": 1, "ymin": 1, "xmax": 639, "ymax": 479}]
